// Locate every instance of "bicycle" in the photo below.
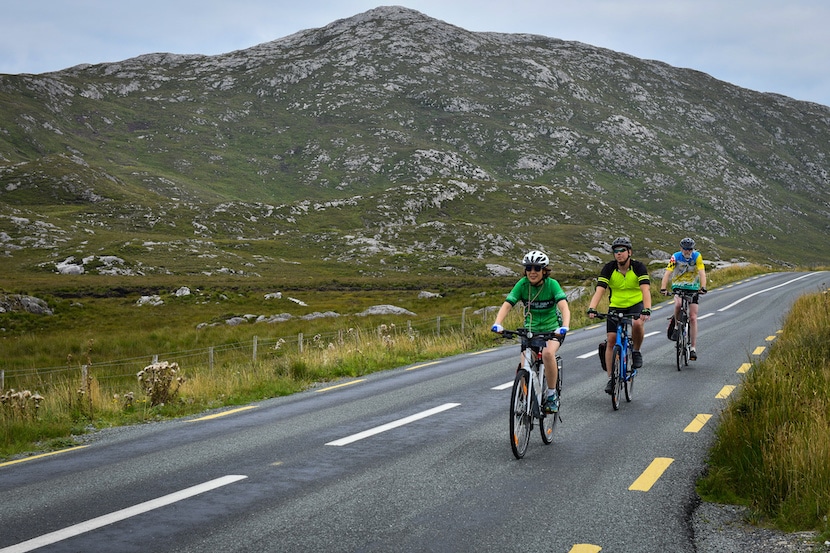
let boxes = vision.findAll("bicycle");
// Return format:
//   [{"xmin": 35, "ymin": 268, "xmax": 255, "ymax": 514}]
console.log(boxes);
[
  {"xmin": 499, "ymin": 328, "xmax": 563, "ymax": 459},
  {"xmin": 595, "ymin": 312, "xmax": 639, "ymax": 411},
  {"xmin": 671, "ymin": 289, "xmax": 697, "ymax": 370}
]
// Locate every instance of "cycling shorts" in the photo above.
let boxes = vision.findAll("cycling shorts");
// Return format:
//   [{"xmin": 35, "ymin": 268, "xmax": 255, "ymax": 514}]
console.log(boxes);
[{"xmin": 606, "ymin": 302, "xmax": 643, "ymax": 334}]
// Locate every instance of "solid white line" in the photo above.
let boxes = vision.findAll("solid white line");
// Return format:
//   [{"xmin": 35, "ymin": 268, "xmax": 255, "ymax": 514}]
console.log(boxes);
[
  {"xmin": 698, "ymin": 313, "xmax": 714, "ymax": 320},
  {"xmin": 325, "ymin": 403, "xmax": 460, "ymax": 446},
  {"xmin": 1, "ymin": 475, "xmax": 248, "ymax": 553},
  {"xmin": 718, "ymin": 272, "xmax": 818, "ymax": 312},
  {"xmin": 492, "ymin": 381, "xmax": 513, "ymax": 390}
]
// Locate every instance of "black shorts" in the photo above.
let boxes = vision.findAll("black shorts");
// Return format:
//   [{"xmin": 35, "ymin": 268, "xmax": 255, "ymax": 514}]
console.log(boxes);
[
  {"xmin": 673, "ymin": 288, "xmax": 700, "ymax": 304},
  {"xmin": 606, "ymin": 302, "xmax": 643, "ymax": 334}
]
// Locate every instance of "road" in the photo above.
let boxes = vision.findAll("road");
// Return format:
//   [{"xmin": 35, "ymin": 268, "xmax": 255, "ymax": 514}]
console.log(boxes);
[{"xmin": 0, "ymin": 271, "xmax": 826, "ymax": 553}]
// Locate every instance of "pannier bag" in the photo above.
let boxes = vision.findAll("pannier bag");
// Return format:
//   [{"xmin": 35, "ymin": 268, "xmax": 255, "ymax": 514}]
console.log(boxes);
[{"xmin": 598, "ymin": 340, "xmax": 607, "ymax": 372}]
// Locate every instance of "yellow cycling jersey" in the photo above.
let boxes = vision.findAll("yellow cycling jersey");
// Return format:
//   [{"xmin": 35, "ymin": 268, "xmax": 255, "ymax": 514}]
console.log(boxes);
[
  {"xmin": 666, "ymin": 251, "xmax": 704, "ymax": 290},
  {"xmin": 597, "ymin": 259, "xmax": 650, "ymax": 308}
]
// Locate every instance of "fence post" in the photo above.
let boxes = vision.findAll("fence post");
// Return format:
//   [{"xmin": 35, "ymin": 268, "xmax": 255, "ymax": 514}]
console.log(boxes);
[
  {"xmin": 252, "ymin": 336, "xmax": 258, "ymax": 362},
  {"xmin": 209, "ymin": 347, "xmax": 214, "ymax": 371},
  {"xmin": 436, "ymin": 316, "xmax": 441, "ymax": 336},
  {"xmin": 462, "ymin": 307, "xmax": 471, "ymax": 334},
  {"xmin": 1, "ymin": 369, "xmax": 4, "ymax": 391},
  {"xmin": 152, "ymin": 354, "xmax": 158, "ymax": 364},
  {"xmin": 298, "ymin": 333, "xmax": 303, "ymax": 354},
  {"xmin": 81, "ymin": 364, "xmax": 91, "ymax": 413}
]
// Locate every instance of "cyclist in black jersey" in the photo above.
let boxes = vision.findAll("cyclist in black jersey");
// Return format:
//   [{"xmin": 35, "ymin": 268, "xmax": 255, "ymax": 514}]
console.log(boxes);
[
  {"xmin": 492, "ymin": 250, "xmax": 571, "ymax": 413},
  {"xmin": 587, "ymin": 237, "xmax": 652, "ymax": 394}
]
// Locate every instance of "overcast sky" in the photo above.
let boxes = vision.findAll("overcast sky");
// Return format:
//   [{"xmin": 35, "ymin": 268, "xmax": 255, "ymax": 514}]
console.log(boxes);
[{"xmin": 2, "ymin": 1, "xmax": 828, "ymax": 107}]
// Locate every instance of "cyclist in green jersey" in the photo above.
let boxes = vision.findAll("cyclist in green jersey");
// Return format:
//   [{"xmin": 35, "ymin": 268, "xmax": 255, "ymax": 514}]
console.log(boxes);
[
  {"xmin": 587, "ymin": 237, "xmax": 652, "ymax": 394},
  {"xmin": 492, "ymin": 250, "xmax": 571, "ymax": 413}
]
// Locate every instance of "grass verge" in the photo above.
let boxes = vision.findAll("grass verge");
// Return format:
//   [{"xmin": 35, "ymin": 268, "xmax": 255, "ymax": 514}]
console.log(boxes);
[{"xmin": 697, "ymin": 285, "xmax": 830, "ymax": 539}]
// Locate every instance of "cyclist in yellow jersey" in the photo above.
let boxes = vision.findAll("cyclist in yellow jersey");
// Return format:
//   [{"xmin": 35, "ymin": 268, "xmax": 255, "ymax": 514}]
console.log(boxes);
[
  {"xmin": 660, "ymin": 237, "xmax": 708, "ymax": 360},
  {"xmin": 587, "ymin": 237, "xmax": 652, "ymax": 394},
  {"xmin": 492, "ymin": 250, "xmax": 571, "ymax": 413}
]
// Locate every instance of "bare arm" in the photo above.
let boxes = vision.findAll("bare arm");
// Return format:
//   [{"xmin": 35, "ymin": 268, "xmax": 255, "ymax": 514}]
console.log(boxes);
[
  {"xmin": 558, "ymin": 299, "xmax": 571, "ymax": 328},
  {"xmin": 493, "ymin": 301, "xmax": 514, "ymax": 326},
  {"xmin": 587, "ymin": 286, "xmax": 606, "ymax": 311},
  {"xmin": 640, "ymin": 283, "xmax": 652, "ymax": 310}
]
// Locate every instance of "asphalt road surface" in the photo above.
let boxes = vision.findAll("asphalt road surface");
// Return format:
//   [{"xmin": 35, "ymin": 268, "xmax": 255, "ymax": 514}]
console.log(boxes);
[{"xmin": 1, "ymin": 271, "xmax": 826, "ymax": 553}]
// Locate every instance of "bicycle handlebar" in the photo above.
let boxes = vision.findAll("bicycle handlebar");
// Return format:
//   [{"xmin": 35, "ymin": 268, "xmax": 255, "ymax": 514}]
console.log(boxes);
[
  {"xmin": 672, "ymin": 289, "xmax": 699, "ymax": 297},
  {"xmin": 592, "ymin": 312, "xmax": 641, "ymax": 322},
  {"xmin": 498, "ymin": 328, "xmax": 561, "ymax": 341}
]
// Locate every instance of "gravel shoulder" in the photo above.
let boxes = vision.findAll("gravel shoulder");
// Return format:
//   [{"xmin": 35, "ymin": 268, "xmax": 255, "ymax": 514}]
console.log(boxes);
[{"xmin": 693, "ymin": 502, "xmax": 828, "ymax": 552}]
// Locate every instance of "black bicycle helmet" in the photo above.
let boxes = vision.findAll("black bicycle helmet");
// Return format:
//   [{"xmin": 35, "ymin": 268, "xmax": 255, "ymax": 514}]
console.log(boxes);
[
  {"xmin": 611, "ymin": 237, "xmax": 632, "ymax": 250},
  {"xmin": 680, "ymin": 237, "xmax": 695, "ymax": 250},
  {"xmin": 522, "ymin": 250, "xmax": 549, "ymax": 267}
]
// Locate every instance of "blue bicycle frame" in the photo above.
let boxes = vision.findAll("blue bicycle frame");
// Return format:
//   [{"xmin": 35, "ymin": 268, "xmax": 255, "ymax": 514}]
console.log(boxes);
[{"xmin": 599, "ymin": 311, "xmax": 638, "ymax": 410}]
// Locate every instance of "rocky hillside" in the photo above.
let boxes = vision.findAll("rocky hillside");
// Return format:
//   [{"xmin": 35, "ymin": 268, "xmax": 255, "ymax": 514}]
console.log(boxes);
[{"xmin": 0, "ymin": 6, "xmax": 828, "ymax": 279}]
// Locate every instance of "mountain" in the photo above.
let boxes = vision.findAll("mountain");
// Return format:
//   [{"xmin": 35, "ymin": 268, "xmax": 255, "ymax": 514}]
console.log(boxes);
[{"xmin": 1, "ymin": 5, "xmax": 828, "ymax": 281}]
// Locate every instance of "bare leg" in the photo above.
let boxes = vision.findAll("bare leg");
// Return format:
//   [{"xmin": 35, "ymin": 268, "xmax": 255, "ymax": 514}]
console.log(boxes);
[
  {"xmin": 543, "ymin": 340, "xmax": 560, "ymax": 391},
  {"xmin": 632, "ymin": 318, "xmax": 645, "ymax": 351},
  {"xmin": 689, "ymin": 303, "xmax": 699, "ymax": 347}
]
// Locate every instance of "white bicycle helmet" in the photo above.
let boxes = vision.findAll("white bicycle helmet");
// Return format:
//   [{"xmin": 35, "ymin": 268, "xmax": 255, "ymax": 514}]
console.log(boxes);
[{"xmin": 522, "ymin": 250, "xmax": 549, "ymax": 267}]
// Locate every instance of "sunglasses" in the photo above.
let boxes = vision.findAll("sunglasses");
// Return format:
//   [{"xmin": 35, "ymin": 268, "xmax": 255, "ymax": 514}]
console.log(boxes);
[
  {"xmin": 524, "ymin": 264, "xmax": 544, "ymax": 272},
  {"xmin": 613, "ymin": 248, "xmax": 628, "ymax": 253}
]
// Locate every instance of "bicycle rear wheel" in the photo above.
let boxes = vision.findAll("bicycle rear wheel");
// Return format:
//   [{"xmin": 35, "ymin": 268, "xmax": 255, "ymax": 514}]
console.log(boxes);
[
  {"xmin": 682, "ymin": 321, "xmax": 690, "ymax": 366},
  {"xmin": 675, "ymin": 321, "xmax": 684, "ymax": 371},
  {"xmin": 540, "ymin": 359, "xmax": 561, "ymax": 444},
  {"xmin": 624, "ymin": 345, "xmax": 634, "ymax": 402},
  {"xmin": 611, "ymin": 345, "xmax": 622, "ymax": 410},
  {"xmin": 509, "ymin": 371, "xmax": 532, "ymax": 459}
]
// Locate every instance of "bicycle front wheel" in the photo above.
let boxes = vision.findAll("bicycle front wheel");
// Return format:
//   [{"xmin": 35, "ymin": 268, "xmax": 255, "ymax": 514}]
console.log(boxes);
[
  {"xmin": 611, "ymin": 345, "xmax": 622, "ymax": 410},
  {"xmin": 509, "ymin": 371, "xmax": 532, "ymax": 459}
]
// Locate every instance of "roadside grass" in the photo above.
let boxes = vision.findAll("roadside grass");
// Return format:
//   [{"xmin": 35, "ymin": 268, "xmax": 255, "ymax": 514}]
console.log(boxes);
[{"xmin": 697, "ymin": 285, "xmax": 830, "ymax": 539}]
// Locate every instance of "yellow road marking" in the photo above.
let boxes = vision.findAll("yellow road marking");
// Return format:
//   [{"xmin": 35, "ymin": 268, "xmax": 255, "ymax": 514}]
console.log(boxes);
[
  {"xmin": 405, "ymin": 361, "xmax": 440, "ymax": 370},
  {"xmin": 314, "ymin": 379, "xmax": 365, "ymax": 393},
  {"xmin": 0, "ymin": 445, "xmax": 89, "ymax": 468},
  {"xmin": 752, "ymin": 346, "xmax": 766, "ymax": 355},
  {"xmin": 765, "ymin": 335, "xmax": 776, "ymax": 342},
  {"xmin": 629, "ymin": 457, "xmax": 674, "ymax": 492},
  {"xmin": 737, "ymin": 363, "xmax": 751, "ymax": 374},
  {"xmin": 188, "ymin": 405, "xmax": 258, "ymax": 421},
  {"xmin": 569, "ymin": 545, "xmax": 602, "ymax": 553},
  {"xmin": 716, "ymin": 385, "xmax": 736, "ymax": 399},
  {"xmin": 471, "ymin": 348, "xmax": 498, "ymax": 355},
  {"xmin": 684, "ymin": 414, "xmax": 712, "ymax": 433}
]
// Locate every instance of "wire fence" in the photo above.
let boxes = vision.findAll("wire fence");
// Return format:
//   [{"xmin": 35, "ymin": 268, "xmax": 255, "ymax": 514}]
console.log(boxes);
[{"xmin": 0, "ymin": 307, "xmax": 499, "ymax": 391}]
